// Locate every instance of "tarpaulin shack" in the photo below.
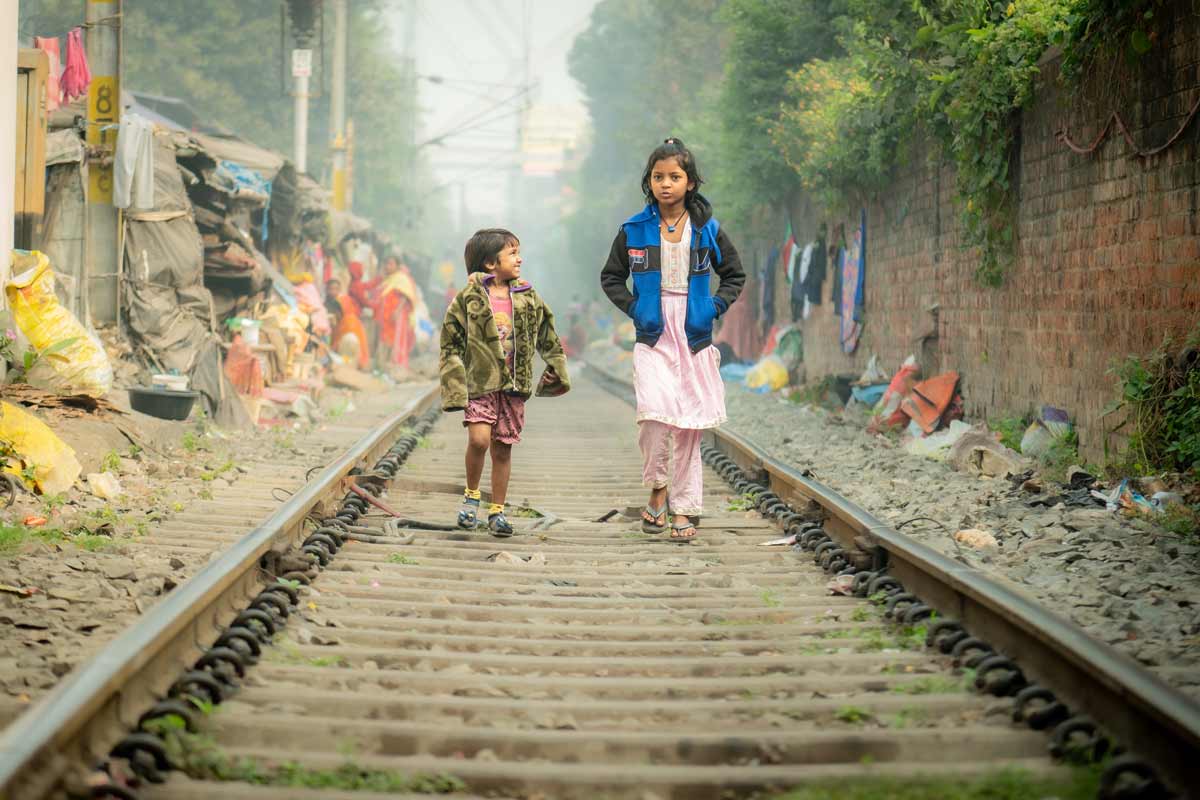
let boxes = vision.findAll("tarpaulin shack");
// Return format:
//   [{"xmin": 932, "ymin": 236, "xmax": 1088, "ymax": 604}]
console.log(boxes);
[{"xmin": 121, "ymin": 128, "xmax": 251, "ymax": 429}]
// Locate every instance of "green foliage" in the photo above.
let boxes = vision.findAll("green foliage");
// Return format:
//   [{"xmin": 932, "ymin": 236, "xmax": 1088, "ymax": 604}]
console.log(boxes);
[
  {"xmin": 892, "ymin": 673, "xmax": 970, "ymax": 695},
  {"xmin": 1159, "ymin": 504, "xmax": 1200, "ymax": 542},
  {"xmin": 988, "ymin": 414, "xmax": 1029, "ymax": 451},
  {"xmin": 726, "ymin": 492, "xmax": 759, "ymax": 511},
  {"xmin": 760, "ymin": 588, "xmax": 783, "ymax": 608},
  {"xmin": 387, "ymin": 553, "xmax": 418, "ymax": 565},
  {"xmin": 1108, "ymin": 332, "xmax": 1200, "ymax": 474},
  {"xmin": 771, "ymin": 766, "xmax": 1102, "ymax": 800},
  {"xmin": 1057, "ymin": 0, "xmax": 1168, "ymax": 80},
  {"xmin": 0, "ymin": 521, "xmax": 115, "ymax": 554},
  {"xmin": 773, "ymin": 0, "xmax": 1073, "ymax": 285}
]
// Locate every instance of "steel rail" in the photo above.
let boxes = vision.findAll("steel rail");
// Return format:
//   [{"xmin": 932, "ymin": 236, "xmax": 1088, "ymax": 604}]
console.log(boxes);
[
  {"xmin": 586, "ymin": 360, "xmax": 1200, "ymax": 794},
  {"xmin": 0, "ymin": 386, "xmax": 440, "ymax": 800}
]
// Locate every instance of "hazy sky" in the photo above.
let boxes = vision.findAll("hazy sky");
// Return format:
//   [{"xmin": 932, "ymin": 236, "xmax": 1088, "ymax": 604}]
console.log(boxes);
[{"xmin": 395, "ymin": 0, "xmax": 600, "ymax": 217}]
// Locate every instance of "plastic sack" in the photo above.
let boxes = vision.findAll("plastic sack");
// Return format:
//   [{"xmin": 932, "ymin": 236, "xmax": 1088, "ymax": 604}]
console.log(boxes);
[
  {"xmin": 745, "ymin": 355, "xmax": 788, "ymax": 393},
  {"xmin": 0, "ymin": 400, "xmax": 82, "ymax": 494},
  {"xmin": 6, "ymin": 251, "xmax": 113, "ymax": 397}
]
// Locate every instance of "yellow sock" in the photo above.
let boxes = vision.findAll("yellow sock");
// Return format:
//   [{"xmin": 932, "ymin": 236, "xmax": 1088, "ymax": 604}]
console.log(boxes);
[
  {"xmin": 488, "ymin": 503, "xmax": 505, "ymax": 516},
  {"xmin": 464, "ymin": 487, "xmax": 481, "ymax": 501}
]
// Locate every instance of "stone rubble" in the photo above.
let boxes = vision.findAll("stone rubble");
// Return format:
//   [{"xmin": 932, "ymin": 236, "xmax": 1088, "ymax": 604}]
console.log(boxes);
[{"xmin": 723, "ymin": 387, "xmax": 1200, "ymax": 697}]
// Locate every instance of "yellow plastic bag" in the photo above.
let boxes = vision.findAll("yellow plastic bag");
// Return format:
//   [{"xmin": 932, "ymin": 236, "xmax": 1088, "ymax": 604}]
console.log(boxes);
[
  {"xmin": 0, "ymin": 401, "xmax": 82, "ymax": 495},
  {"xmin": 745, "ymin": 355, "xmax": 788, "ymax": 393},
  {"xmin": 6, "ymin": 251, "xmax": 112, "ymax": 397}
]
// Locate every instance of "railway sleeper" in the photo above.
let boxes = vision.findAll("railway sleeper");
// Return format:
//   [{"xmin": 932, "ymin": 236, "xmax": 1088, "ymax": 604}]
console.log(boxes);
[{"xmin": 698, "ymin": 441, "xmax": 1178, "ymax": 800}]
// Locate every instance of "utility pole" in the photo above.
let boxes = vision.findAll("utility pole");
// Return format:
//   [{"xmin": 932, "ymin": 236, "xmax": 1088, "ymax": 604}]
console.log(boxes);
[
  {"xmin": 403, "ymin": 0, "xmax": 417, "ymax": 227},
  {"xmin": 85, "ymin": 0, "xmax": 121, "ymax": 324},
  {"xmin": 287, "ymin": 0, "xmax": 319, "ymax": 174},
  {"xmin": 329, "ymin": 0, "xmax": 348, "ymax": 210},
  {"xmin": 1, "ymin": 1, "xmax": 17, "ymax": 302}
]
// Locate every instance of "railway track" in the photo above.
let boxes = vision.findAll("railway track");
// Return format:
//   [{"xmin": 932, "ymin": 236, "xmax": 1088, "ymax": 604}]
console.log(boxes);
[{"xmin": 0, "ymin": 369, "xmax": 1196, "ymax": 799}]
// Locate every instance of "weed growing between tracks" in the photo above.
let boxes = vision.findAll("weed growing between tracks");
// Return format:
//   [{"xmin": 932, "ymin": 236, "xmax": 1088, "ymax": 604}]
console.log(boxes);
[
  {"xmin": 766, "ymin": 764, "xmax": 1102, "ymax": 800},
  {"xmin": 145, "ymin": 716, "xmax": 464, "ymax": 793}
]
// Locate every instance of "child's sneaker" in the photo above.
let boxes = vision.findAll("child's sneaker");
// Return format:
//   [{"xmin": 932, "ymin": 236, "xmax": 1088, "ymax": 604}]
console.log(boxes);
[
  {"xmin": 457, "ymin": 494, "xmax": 480, "ymax": 529},
  {"xmin": 488, "ymin": 510, "xmax": 514, "ymax": 538}
]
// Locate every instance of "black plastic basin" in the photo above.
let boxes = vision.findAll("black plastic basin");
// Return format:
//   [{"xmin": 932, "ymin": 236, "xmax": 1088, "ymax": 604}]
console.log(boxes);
[{"xmin": 128, "ymin": 387, "xmax": 200, "ymax": 421}]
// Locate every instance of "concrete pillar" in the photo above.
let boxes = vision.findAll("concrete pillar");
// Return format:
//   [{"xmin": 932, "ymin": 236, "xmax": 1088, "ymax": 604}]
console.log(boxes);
[
  {"xmin": 329, "ymin": 0, "xmax": 347, "ymax": 210},
  {"xmin": 85, "ymin": 0, "xmax": 121, "ymax": 324},
  {"xmin": 1, "ymin": 0, "xmax": 18, "ymax": 293}
]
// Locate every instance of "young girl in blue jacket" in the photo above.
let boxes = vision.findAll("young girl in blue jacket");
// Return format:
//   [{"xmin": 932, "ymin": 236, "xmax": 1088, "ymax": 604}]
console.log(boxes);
[{"xmin": 600, "ymin": 138, "xmax": 745, "ymax": 541}]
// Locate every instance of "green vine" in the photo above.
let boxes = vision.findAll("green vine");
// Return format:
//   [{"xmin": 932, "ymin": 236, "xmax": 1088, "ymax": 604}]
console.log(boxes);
[{"xmin": 771, "ymin": 0, "xmax": 1164, "ymax": 287}]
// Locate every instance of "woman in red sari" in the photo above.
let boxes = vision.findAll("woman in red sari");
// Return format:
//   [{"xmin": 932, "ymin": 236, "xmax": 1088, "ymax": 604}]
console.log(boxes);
[
  {"xmin": 374, "ymin": 256, "xmax": 418, "ymax": 370},
  {"xmin": 327, "ymin": 278, "xmax": 371, "ymax": 370}
]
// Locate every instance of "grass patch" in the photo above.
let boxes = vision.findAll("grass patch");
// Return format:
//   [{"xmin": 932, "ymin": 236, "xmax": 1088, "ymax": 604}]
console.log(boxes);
[
  {"xmin": 726, "ymin": 492, "xmax": 759, "ymax": 512},
  {"xmin": 1159, "ymin": 503, "xmax": 1200, "ymax": 542},
  {"xmin": 0, "ymin": 522, "xmax": 116, "ymax": 554},
  {"xmin": 386, "ymin": 553, "xmax": 418, "ymax": 565},
  {"xmin": 149, "ymin": 721, "xmax": 463, "ymax": 793},
  {"xmin": 888, "ymin": 706, "xmax": 929, "ymax": 729},
  {"xmin": 767, "ymin": 766, "xmax": 1101, "ymax": 800},
  {"xmin": 760, "ymin": 589, "xmax": 783, "ymax": 608},
  {"xmin": 850, "ymin": 606, "xmax": 873, "ymax": 622},
  {"xmin": 891, "ymin": 674, "xmax": 969, "ymax": 695},
  {"xmin": 510, "ymin": 506, "xmax": 543, "ymax": 519},
  {"xmin": 200, "ymin": 459, "xmax": 236, "ymax": 482},
  {"xmin": 834, "ymin": 705, "xmax": 870, "ymax": 724}
]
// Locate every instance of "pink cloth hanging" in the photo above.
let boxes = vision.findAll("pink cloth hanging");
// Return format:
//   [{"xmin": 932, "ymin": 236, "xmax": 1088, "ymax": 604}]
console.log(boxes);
[
  {"xmin": 33, "ymin": 37, "xmax": 62, "ymax": 112},
  {"xmin": 60, "ymin": 27, "xmax": 92, "ymax": 103}
]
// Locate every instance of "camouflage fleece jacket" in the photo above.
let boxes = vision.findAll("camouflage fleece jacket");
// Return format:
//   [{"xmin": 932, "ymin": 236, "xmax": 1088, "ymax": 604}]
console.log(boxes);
[{"xmin": 439, "ymin": 273, "xmax": 570, "ymax": 411}]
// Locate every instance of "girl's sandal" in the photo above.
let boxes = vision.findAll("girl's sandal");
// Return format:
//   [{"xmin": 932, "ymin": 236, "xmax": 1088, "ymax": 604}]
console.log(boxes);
[
  {"xmin": 669, "ymin": 521, "xmax": 698, "ymax": 543},
  {"xmin": 641, "ymin": 503, "xmax": 668, "ymax": 534}
]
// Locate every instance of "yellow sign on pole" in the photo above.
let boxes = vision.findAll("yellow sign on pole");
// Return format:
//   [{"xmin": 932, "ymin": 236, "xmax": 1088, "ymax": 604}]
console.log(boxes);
[{"xmin": 87, "ymin": 75, "xmax": 119, "ymax": 203}]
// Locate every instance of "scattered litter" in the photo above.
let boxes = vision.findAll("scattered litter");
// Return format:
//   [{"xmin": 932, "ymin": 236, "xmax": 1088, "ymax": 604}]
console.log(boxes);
[
  {"xmin": 22, "ymin": 516, "xmax": 47, "ymax": 527},
  {"xmin": 1094, "ymin": 479, "xmax": 1156, "ymax": 515},
  {"xmin": 1019, "ymin": 406, "xmax": 1073, "ymax": 458},
  {"xmin": 487, "ymin": 551, "xmax": 546, "ymax": 567},
  {"xmin": 948, "ymin": 427, "xmax": 1025, "ymax": 478},
  {"xmin": 899, "ymin": 371, "xmax": 961, "ymax": 435},
  {"xmin": 0, "ymin": 400, "xmax": 82, "ymax": 494},
  {"xmin": 1151, "ymin": 491, "xmax": 1184, "ymax": 512},
  {"xmin": 594, "ymin": 509, "xmax": 620, "ymax": 523},
  {"xmin": 954, "ymin": 528, "xmax": 998, "ymax": 549},
  {"xmin": 1067, "ymin": 466, "xmax": 1096, "ymax": 487},
  {"xmin": 904, "ymin": 420, "xmax": 971, "ymax": 460},
  {"xmin": 0, "ymin": 584, "xmax": 39, "ymax": 597},
  {"xmin": 826, "ymin": 574, "xmax": 856, "ymax": 595},
  {"xmin": 760, "ymin": 533, "xmax": 799, "ymax": 547},
  {"xmin": 86, "ymin": 472, "xmax": 124, "ymax": 500}
]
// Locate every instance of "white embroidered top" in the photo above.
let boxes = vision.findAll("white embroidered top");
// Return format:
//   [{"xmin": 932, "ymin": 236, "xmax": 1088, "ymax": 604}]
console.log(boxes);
[{"xmin": 660, "ymin": 217, "xmax": 692, "ymax": 294}]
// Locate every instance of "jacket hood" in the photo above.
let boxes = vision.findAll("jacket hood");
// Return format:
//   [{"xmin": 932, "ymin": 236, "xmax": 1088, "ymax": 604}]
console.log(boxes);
[{"xmin": 625, "ymin": 193, "xmax": 714, "ymax": 228}]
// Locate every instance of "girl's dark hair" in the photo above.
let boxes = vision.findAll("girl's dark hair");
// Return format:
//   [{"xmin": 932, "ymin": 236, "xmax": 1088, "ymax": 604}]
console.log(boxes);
[
  {"xmin": 641, "ymin": 137, "xmax": 704, "ymax": 207},
  {"xmin": 463, "ymin": 228, "xmax": 519, "ymax": 275}
]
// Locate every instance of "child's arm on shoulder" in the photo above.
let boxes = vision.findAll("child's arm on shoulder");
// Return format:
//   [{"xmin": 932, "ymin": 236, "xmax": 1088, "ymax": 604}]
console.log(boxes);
[
  {"xmin": 600, "ymin": 228, "xmax": 634, "ymax": 315},
  {"xmin": 438, "ymin": 293, "xmax": 469, "ymax": 411},
  {"xmin": 713, "ymin": 227, "xmax": 746, "ymax": 317},
  {"xmin": 533, "ymin": 295, "xmax": 570, "ymax": 398}
]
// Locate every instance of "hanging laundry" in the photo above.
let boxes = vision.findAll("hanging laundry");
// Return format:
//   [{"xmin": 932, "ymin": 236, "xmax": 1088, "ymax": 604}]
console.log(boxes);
[
  {"xmin": 113, "ymin": 114, "xmax": 156, "ymax": 210},
  {"xmin": 781, "ymin": 224, "xmax": 797, "ymax": 284},
  {"xmin": 60, "ymin": 27, "xmax": 91, "ymax": 103},
  {"xmin": 838, "ymin": 210, "xmax": 867, "ymax": 354},
  {"xmin": 33, "ymin": 37, "xmax": 62, "ymax": 112},
  {"xmin": 791, "ymin": 242, "xmax": 812, "ymax": 321},
  {"xmin": 805, "ymin": 233, "xmax": 828, "ymax": 307},
  {"xmin": 760, "ymin": 247, "xmax": 778, "ymax": 332},
  {"xmin": 829, "ymin": 223, "xmax": 845, "ymax": 309}
]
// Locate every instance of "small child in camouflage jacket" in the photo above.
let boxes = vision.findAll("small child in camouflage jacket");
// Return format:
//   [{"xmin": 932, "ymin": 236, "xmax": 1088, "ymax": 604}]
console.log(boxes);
[{"xmin": 439, "ymin": 228, "xmax": 569, "ymax": 536}]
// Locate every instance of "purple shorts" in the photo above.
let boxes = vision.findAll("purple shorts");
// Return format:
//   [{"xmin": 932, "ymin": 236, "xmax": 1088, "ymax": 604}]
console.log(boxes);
[{"xmin": 463, "ymin": 391, "xmax": 526, "ymax": 444}]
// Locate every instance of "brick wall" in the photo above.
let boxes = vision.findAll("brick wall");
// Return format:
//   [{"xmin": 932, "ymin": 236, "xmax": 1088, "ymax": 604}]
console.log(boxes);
[{"xmin": 778, "ymin": 1, "xmax": 1200, "ymax": 460}]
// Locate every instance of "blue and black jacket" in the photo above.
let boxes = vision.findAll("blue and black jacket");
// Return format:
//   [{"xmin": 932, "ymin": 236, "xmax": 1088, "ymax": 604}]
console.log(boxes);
[{"xmin": 600, "ymin": 194, "xmax": 745, "ymax": 353}]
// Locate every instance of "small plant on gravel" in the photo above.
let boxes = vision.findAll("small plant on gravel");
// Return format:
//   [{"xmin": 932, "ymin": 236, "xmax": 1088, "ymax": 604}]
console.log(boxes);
[
  {"xmin": 726, "ymin": 492, "xmax": 758, "ymax": 512},
  {"xmin": 834, "ymin": 705, "xmax": 870, "ymax": 725},
  {"xmin": 850, "ymin": 606, "xmax": 873, "ymax": 623},
  {"xmin": 888, "ymin": 706, "xmax": 929, "ymax": 729},
  {"xmin": 760, "ymin": 589, "xmax": 782, "ymax": 608},
  {"xmin": 511, "ymin": 506, "xmax": 543, "ymax": 519},
  {"xmin": 100, "ymin": 450, "xmax": 122, "ymax": 473},
  {"xmin": 1159, "ymin": 503, "xmax": 1200, "ymax": 542},
  {"xmin": 387, "ymin": 553, "xmax": 418, "ymax": 565},
  {"xmin": 181, "ymin": 431, "xmax": 200, "ymax": 453},
  {"xmin": 306, "ymin": 655, "xmax": 347, "ymax": 668},
  {"xmin": 39, "ymin": 492, "xmax": 68, "ymax": 515},
  {"xmin": 891, "ymin": 674, "xmax": 967, "ymax": 696},
  {"xmin": 197, "ymin": 487, "xmax": 214, "ymax": 501}
]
